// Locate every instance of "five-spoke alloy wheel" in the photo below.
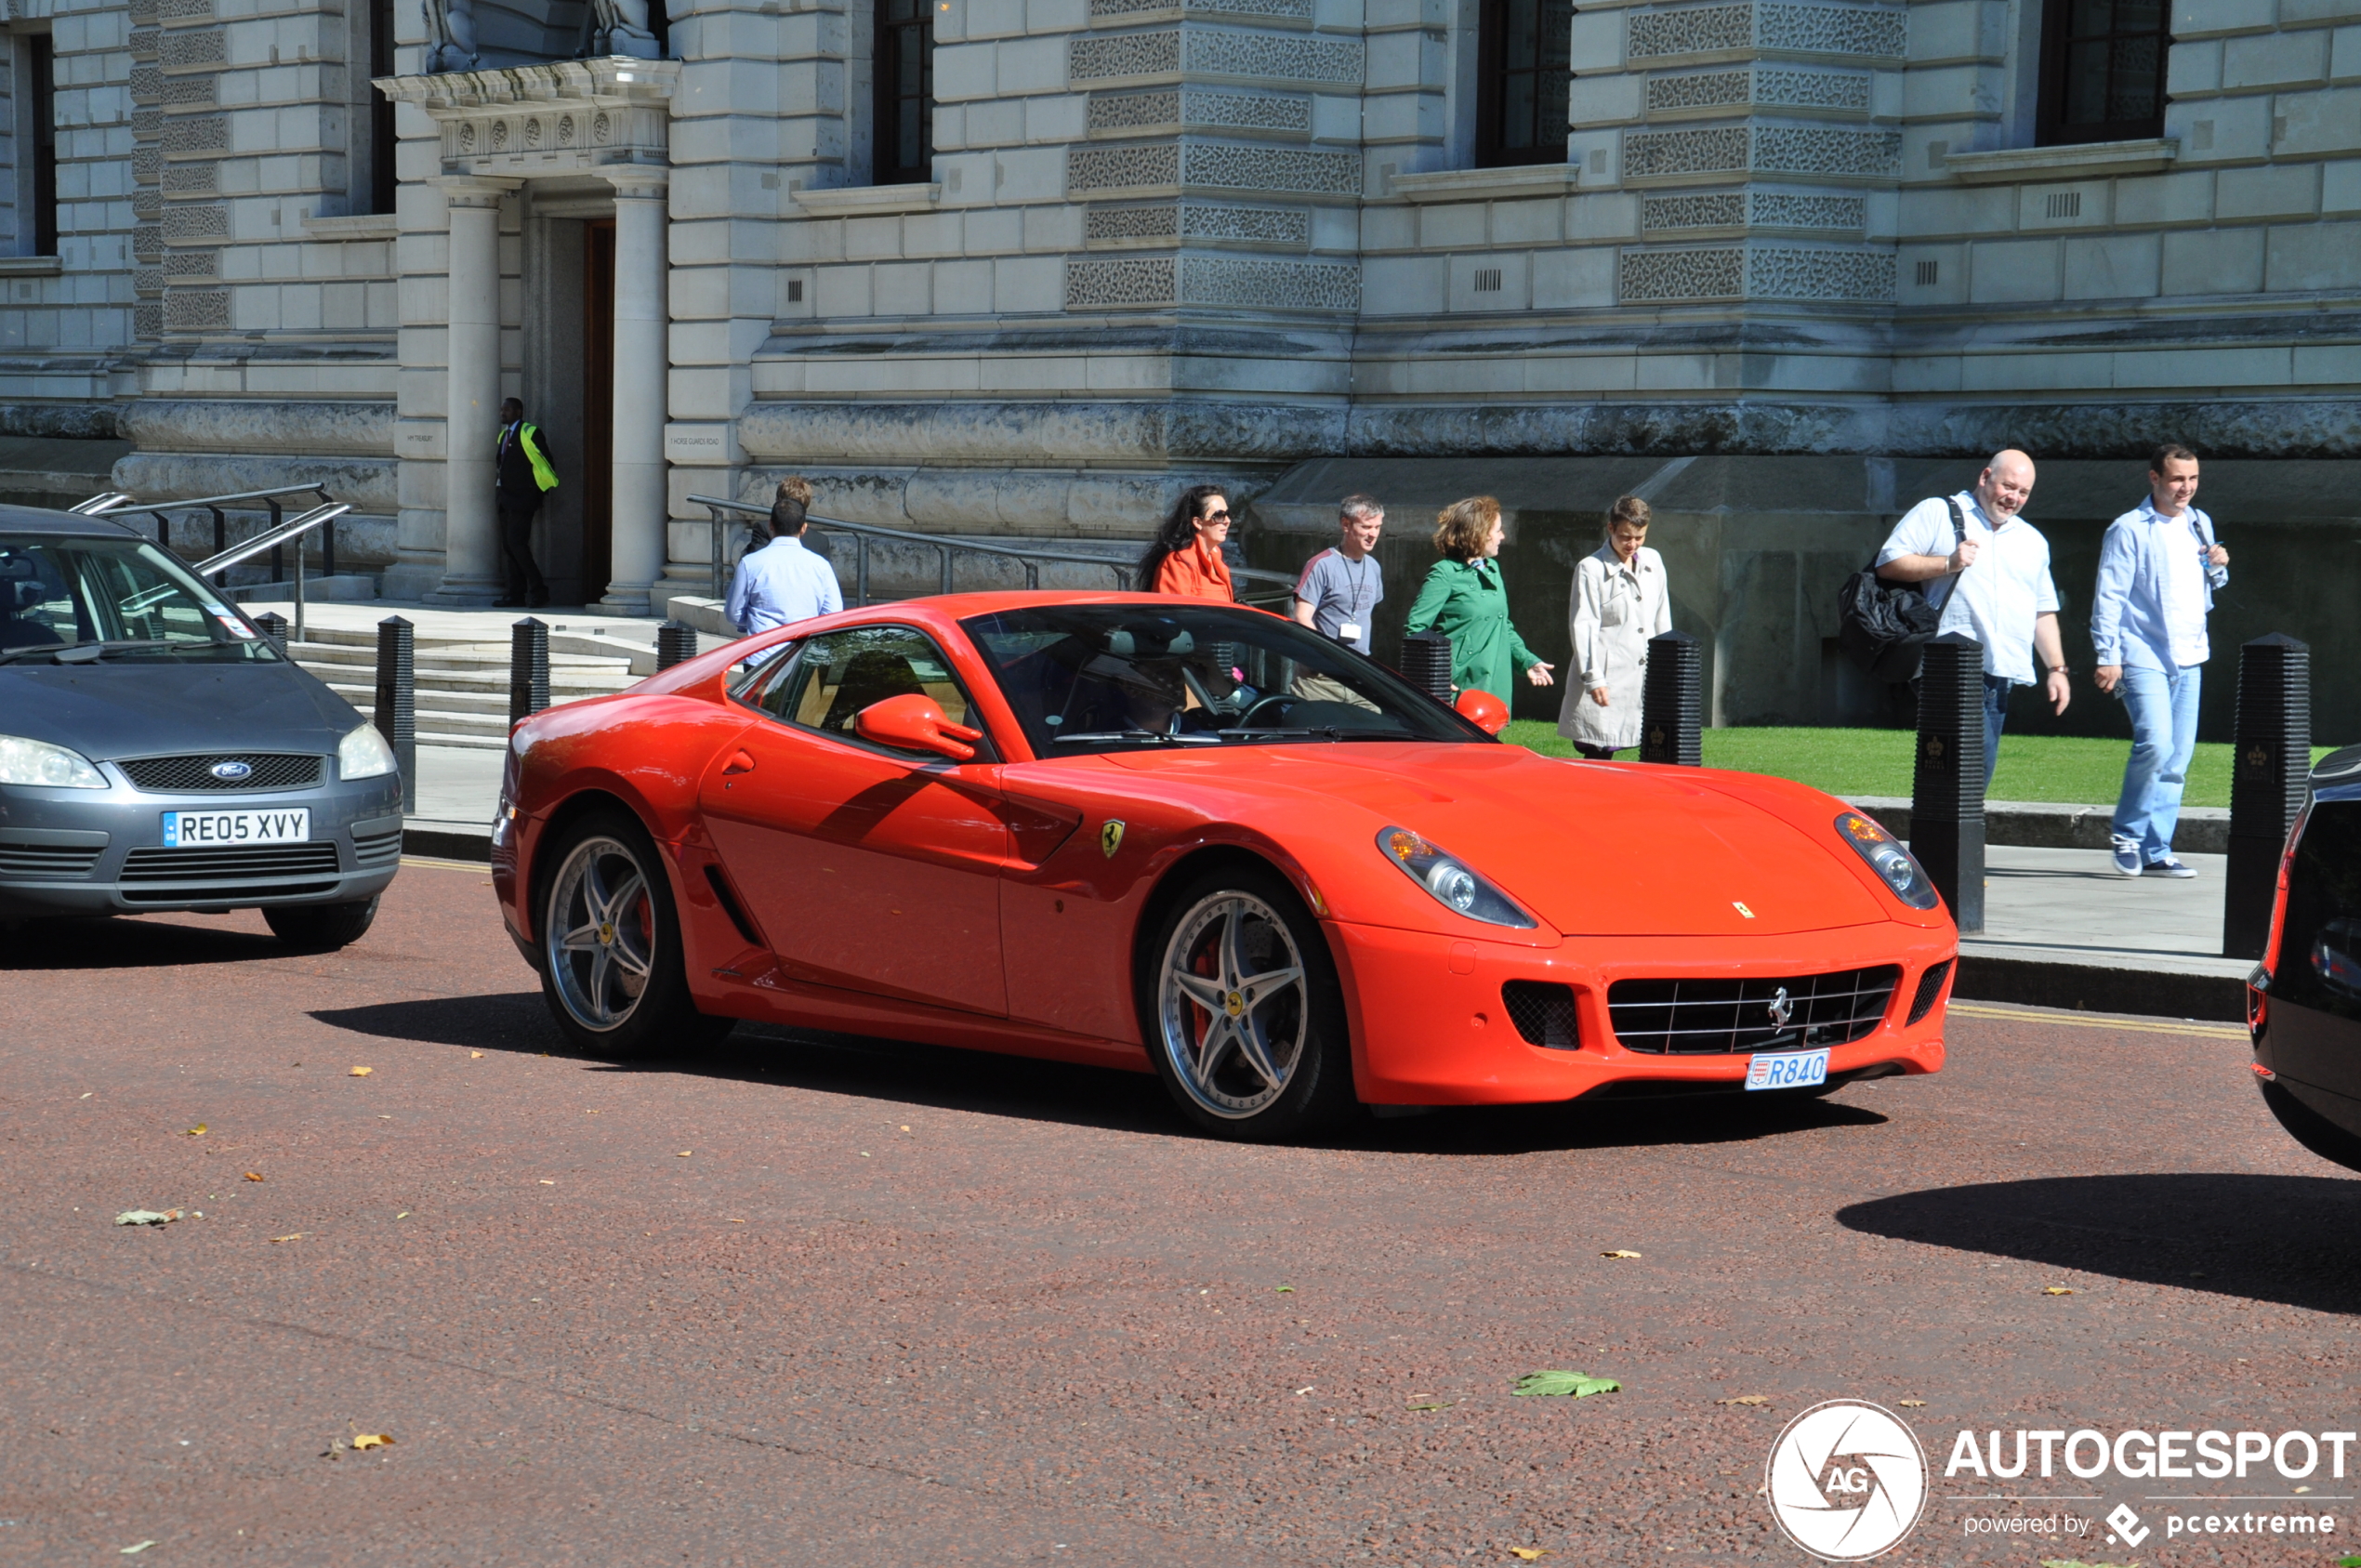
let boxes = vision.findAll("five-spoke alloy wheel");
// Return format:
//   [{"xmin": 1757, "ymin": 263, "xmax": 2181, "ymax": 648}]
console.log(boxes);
[
  {"xmin": 1144, "ymin": 866, "xmax": 1352, "ymax": 1140},
  {"xmin": 537, "ymin": 809, "xmax": 732, "ymax": 1060}
]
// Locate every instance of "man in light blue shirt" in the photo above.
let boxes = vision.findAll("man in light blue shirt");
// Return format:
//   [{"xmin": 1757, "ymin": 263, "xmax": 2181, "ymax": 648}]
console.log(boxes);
[
  {"xmin": 2090, "ymin": 443, "xmax": 2230, "ymax": 878},
  {"xmin": 725, "ymin": 478, "xmax": 842, "ymax": 636}
]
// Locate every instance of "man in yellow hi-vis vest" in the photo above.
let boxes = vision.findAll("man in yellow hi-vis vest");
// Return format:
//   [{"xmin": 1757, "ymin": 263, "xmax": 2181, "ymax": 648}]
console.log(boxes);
[{"xmin": 495, "ymin": 397, "xmax": 559, "ymax": 607}]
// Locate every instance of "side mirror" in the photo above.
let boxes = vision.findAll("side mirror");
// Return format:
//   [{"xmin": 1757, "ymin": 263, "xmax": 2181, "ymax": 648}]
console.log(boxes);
[
  {"xmin": 1455, "ymin": 688, "xmax": 1510, "ymax": 736},
  {"xmin": 853, "ymin": 692, "xmax": 984, "ymax": 761}
]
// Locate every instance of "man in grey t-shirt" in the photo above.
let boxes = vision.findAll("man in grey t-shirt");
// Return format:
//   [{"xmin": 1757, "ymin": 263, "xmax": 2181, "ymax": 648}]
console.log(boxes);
[{"xmin": 1290, "ymin": 494, "xmax": 1384, "ymax": 705}]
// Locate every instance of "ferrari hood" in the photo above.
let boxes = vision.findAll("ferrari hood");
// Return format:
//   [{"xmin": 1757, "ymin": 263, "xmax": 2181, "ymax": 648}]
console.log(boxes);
[{"xmin": 1101, "ymin": 744, "xmax": 1891, "ymax": 936}]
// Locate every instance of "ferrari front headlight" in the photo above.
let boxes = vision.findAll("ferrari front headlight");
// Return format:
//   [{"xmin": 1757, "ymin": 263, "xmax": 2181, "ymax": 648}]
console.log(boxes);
[
  {"xmin": 339, "ymin": 721, "xmax": 399, "ymax": 781},
  {"xmin": 1835, "ymin": 810, "xmax": 1941, "ymax": 911},
  {"xmin": 1377, "ymin": 825, "xmax": 1536, "ymax": 929},
  {"xmin": 0, "ymin": 733, "xmax": 107, "ymax": 788}
]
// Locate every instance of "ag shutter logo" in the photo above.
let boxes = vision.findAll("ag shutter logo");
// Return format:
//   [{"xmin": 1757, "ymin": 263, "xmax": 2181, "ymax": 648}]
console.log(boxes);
[{"xmin": 1765, "ymin": 1400, "xmax": 1930, "ymax": 1561}]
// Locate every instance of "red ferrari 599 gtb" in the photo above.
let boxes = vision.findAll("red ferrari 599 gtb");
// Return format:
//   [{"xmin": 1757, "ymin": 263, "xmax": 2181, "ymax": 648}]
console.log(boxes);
[{"xmin": 490, "ymin": 593, "xmax": 1957, "ymax": 1140}]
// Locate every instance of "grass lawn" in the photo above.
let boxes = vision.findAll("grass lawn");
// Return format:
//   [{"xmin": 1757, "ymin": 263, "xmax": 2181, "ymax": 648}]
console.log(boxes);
[{"xmin": 1503, "ymin": 721, "xmax": 2339, "ymax": 808}]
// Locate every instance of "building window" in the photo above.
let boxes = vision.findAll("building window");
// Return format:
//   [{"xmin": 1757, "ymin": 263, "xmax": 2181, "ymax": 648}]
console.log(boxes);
[
  {"xmin": 1476, "ymin": 0, "xmax": 1573, "ymax": 168},
  {"xmin": 2038, "ymin": 0, "xmax": 2170, "ymax": 146},
  {"xmin": 10, "ymin": 33, "xmax": 56, "ymax": 256},
  {"xmin": 368, "ymin": 0, "xmax": 395, "ymax": 212},
  {"xmin": 874, "ymin": 0, "xmax": 933, "ymax": 187}
]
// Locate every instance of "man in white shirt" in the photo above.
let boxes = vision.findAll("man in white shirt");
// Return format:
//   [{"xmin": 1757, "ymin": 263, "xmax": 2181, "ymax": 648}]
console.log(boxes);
[
  {"xmin": 725, "ymin": 476, "xmax": 843, "ymax": 636},
  {"xmin": 1875, "ymin": 449, "xmax": 2071, "ymax": 788},
  {"xmin": 2089, "ymin": 443, "xmax": 2231, "ymax": 878}
]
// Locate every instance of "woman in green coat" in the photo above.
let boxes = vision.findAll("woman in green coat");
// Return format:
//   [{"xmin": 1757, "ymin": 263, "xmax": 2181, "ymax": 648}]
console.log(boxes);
[{"xmin": 1403, "ymin": 495, "xmax": 1556, "ymax": 705}]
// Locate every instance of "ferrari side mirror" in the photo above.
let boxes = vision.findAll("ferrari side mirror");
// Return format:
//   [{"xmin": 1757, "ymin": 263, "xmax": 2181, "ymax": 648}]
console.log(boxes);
[
  {"xmin": 853, "ymin": 692, "xmax": 983, "ymax": 761},
  {"xmin": 1454, "ymin": 688, "xmax": 1510, "ymax": 736}
]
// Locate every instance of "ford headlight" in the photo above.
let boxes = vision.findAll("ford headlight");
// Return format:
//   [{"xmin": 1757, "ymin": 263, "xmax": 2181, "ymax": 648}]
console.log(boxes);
[
  {"xmin": 0, "ymin": 733, "xmax": 107, "ymax": 788},
  {"xmin": 339, "ymin": 721, "xmax": 399, "ymax": 781},
  {"xmin": 1835, "ymin": 810, "xmax": 1940, "ymax": 911},
  {"xmin": 1378, "ymin": 826, "xmax": 1536, "ymax": 929}
]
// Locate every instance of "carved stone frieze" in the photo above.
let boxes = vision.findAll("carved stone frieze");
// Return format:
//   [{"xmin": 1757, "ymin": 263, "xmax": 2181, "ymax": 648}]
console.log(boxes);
[
  {"xmin": 1069, "ymin": 140, "xmax": 1356, "ymax": 196},
  {"xmin": 1065, "ymin": 256, "xmax": 1178, "ymax": 307},
  {"xmin": 1090, "ymin": 0, "xmax": 1314, "ymax": 20},
  {"xmin": 1618, "ymin": 247, "xmax": 1744, "ymax": 301},
  {"xmin": 1628, "ymin": 2, "xmax": 1904, "ymax": 61},
  {"xmin": 162, "ymin": 289, "xmax": 231, "ymax": 330},
  {"xmin": 1645, "ymin": 64, "xmax": 1869, "ymax": 114},
  {"xmin": 1069, "ymin": 27, "xmax": 1363, "ymax": 85},
  {"xmin": 1641, "ymin": 190, "xmax": 1865, "ymax": 231},
  {"xmin": 376, "ymin": 59, "xmax": 677, "ymax": 177},
  {"xmin": 1624, "ymin": 125, "xmax": 1900, "ymax": 180},
  {"xmin": 1748, "ymin": 245, "xmax": 1893, "ymax": 301},
  {"xmin": 1087, "ymin": 86, "xmax": 1312, "ymax": 135},
  {"xmin": 1085, "ymin": 202, "xmax": 1311, "ymax": 245}
]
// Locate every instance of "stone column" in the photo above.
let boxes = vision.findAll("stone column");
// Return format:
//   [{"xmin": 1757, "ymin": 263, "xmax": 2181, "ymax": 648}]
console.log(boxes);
[
  {"xmin": 430, "ymin": 177, "xmax": 519, "ymax": 605},
  {"xmin": 600, "ymin": 167, "xmax": 671, "ymax": 615}
]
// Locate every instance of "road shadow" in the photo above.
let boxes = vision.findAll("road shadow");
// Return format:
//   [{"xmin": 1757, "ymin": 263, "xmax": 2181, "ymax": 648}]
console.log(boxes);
[
  {"xmin": 310, "ymin": 992, "xmax": 1891, "ymax": 1153},
  {"xmin": 1838, "ymin": 1172, "xmax": 2361, "ymax": 1314},
  {"xmin": 0, "ymin": 914, "xmax": 286, "ymax": 969}
]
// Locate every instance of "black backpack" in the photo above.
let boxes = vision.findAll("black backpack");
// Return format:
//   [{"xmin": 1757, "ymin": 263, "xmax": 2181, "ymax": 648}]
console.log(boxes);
[{"xmin": 1836, "ymin": 499, "xmax": 1970, "ymax": 684}]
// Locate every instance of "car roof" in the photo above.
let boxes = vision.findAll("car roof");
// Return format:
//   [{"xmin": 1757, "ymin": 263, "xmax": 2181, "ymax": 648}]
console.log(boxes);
[
  {"xmin": 0, "ymin": 504, "xmax": 147, "ymax": 540},
  {"xmin": 880, "ymin": 590, "xmax": 1289, "ymax": 619}
]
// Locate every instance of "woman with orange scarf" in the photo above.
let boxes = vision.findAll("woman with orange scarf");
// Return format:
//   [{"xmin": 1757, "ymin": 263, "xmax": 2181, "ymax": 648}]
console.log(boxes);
[{"xmin": 1138, "ymin": 486, "xmax": 1235, "ymax": 600}]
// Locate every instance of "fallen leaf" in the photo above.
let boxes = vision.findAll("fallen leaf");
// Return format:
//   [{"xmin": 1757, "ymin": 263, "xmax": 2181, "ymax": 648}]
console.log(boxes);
[
  {"xmin": 1509, "ymin": 1550, "xmax": 1550, "ymax": 1561},
  {"xmin": 244, "ymin": 1171, "xmax": 264, "ymax": 1181},
  {"xmin": 350, "ymin": 1066, "xmax": 372, "ymax": 1077},
  {"xmin": 395, "ymin": 1211, "xmax": 410, "ymax": 1219},
  {"xmin": 186, "ymin": 1124, "xmax": 207, "ymax": 1136},
  {"xmin": 1294, "ymin": 1386, "xmax": 1314, "ymax": 1395},
  {"xmin": 1513, "ymin": 1371, "xmax": 1620, "ymax": 1399},
  {"xmin": 1600, "ymin": 1249, "xmax": 1642, "ymax": 1259},
  {"xmin": 539, "ymin": 1179, "xmax": 556, "ymax": 1185},
  {"xmin": 677, "ymin": 1150, "xmax": 692, "ymax": 1157},
  {"xmin": 268, "ymin": 1233, "xmax": 303, "ymax": 1244},
  {"xmin": 115, "ymin": 1209, "xmax": 179, "ymax": 1226},
  {"xmin": 351, "ymin": 1433, "xmax": 394, "ymax": 1450},
  {"xmin": 1275, "ymin": 1285, "xmax": 1295, "ymax": 1293},
  {"xmin": 1405, "ymin": 1402, "xmax": 1454, "ymax": 1412},
  {"xmin": 2042, "ymin": 1286, "xmax": 2076, "ymax": 1296},
  {"xmin": 728, "ymin": 1218, "xmax": 746, "ymax": 1223},
  {"xmin": 119, "ymin": 1542, "xmax": 157, "ymax": 1556},
  {"xmin": 1899, "ymin": 1400, "xmax": 1927, "ymax": 1408},
  {"xmin": 470, "ymin": 1051, "xmax": 483, "ymax": 1059},
  {"xmin": 1717, "ymin": 1394, "xmax": 1769, "ymax": 1406}
]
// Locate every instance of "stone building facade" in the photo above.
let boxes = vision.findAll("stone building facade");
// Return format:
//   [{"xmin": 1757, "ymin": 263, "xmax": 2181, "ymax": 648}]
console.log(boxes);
[{"xmin": 0, "ymin": 0, "xmax": 2354, "ymax": 731}]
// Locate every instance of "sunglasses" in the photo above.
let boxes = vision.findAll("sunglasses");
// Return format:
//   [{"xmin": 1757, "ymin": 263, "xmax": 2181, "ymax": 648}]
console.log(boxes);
[{"xmin": 1202, "ymin": 508, "xmax": 1232, "ymax": 522}]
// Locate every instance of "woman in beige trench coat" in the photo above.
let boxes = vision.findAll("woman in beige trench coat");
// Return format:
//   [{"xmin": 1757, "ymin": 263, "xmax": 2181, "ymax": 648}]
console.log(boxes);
[{"xmin": 1557, "ymin": 495, "xmax": 1671, "ymax": 758}]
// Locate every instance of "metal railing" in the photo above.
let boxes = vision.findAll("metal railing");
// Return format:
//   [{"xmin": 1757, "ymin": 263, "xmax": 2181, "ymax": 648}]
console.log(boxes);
[
  {"xmin": 83, "ymin": 481, "xmax": 343, "ymax": 587},
  {"xmin": 190, "ymin": 501, "xmax": 352, "ymax": 645},
  {"xmin": 685, "ymin": 494, "xmax": 1297, "ymax": 612}
]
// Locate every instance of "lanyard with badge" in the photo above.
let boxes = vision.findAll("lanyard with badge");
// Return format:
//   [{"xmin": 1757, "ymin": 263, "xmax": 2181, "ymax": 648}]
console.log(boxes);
[{"xmin": 1337, "ymin": 551, "xmax": 1373, "ymax": 648}]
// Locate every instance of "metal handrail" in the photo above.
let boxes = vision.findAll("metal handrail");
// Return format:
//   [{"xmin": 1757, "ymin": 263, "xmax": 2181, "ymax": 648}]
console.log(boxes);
[
  {"xmin": 685, "ymin": 494, "xmax": 1297, "ymax": 611},
  {"xmin": 81, "ymin": 481, "xmax": 342, "ymax": 588},
  {"xmin": 190, "ymin": 501, "xmax": 350, "ymax": 645}
]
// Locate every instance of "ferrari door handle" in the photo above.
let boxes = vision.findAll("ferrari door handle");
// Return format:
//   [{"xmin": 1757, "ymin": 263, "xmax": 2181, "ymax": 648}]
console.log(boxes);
[{"xmin": 722, "ymin": 749, "xmax": 757, "ymax": 775}]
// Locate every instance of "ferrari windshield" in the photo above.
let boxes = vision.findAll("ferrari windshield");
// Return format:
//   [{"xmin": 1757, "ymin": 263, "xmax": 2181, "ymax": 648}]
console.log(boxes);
[
  {"xmin": 0, "ymin": 534, "xmax": 277, "ymax": 665},
  {"xmin": 962, "ymin": 602, "xmax": 1485, "ymax": 755}
]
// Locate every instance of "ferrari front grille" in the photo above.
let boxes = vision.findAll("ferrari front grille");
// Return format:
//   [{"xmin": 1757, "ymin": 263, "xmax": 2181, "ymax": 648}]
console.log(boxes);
[
  {"xmin": 1607, "ymin": 966, "xmax": 1902, "ymax": 1056},
  {"xmin": 117, "ymin": 753, "xmax": 324, "ymax": 792},
  {"xmin": 1501, "ymin": 981, "xmax": 1579, "ymax": 1049}
]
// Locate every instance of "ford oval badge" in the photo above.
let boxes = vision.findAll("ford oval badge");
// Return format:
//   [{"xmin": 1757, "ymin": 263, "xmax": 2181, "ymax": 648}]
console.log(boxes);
[{"xmin": 210, "ymin": 760, "xmax": 253, "ymax": 781}]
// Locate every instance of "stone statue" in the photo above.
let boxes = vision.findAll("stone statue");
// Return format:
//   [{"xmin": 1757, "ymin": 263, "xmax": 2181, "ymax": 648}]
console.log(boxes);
[
  {"xmin": 425, "ymin": 0, "xmax": 478, "ymax": 72},
  {"xmin": 592, "ymin": 0, "xmax": 660, "ymax": 59}
]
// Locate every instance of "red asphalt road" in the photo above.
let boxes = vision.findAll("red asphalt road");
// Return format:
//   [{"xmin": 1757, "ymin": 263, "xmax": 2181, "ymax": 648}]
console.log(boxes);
[{"xmin": 3, "ymin": 862, "xmax": 2358, "ymax": 1566}]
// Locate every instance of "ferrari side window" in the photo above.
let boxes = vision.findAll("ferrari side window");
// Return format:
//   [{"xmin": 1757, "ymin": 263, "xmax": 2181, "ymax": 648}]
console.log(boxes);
[
  {"xmin": 775, "ymin": 625, "xmax": 978, "ymax": 744},
  {"xmin": 729, "ymin": 640, "xmax": 801, "ymax": 714}
]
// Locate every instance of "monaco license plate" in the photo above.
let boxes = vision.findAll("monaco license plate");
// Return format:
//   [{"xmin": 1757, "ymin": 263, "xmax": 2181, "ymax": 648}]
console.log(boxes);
[
  {"xmin": 161, "ymin": 808, "xmax": 310, "ymax": 848},
  {"xmin": 1746, "ymin": 1046, "xmax": 1830, "ymax": 1091}
]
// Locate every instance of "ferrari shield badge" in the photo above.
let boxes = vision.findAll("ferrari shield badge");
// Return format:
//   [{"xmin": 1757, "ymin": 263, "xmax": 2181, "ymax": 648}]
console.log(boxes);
[{"xmin": 1100, "ymin": 820, "xmax": 1127, "ymax": 858}]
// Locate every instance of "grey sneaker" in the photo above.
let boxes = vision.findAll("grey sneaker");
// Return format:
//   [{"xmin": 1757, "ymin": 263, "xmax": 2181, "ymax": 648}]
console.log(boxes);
[
  {"xmin": 2110, "ymin": 837, "xmax": 2143, "ymax": 876},
  {"xmin": 2146, "ymin": 856, "xmax": 2197, "ymax": 879}
]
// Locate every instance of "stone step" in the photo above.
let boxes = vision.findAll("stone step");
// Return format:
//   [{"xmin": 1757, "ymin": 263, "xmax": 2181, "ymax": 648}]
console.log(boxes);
[{"xmin": 288, "ymin": 639, "xmax": 634, "ymax": 676}]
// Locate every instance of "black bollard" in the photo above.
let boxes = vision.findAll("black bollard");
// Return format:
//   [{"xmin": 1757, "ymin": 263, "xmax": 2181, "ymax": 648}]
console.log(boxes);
[
  {"xmin": 655, "ymin": 619, "xmax": 698, "ymax": 671},
  {"xmin": 2224, "ymin": 634, "xmax": 2311, "ymax": 959},
  {"xmin": 1639, "ymin": 629, "xmax": 1701, "ymax": 765},
  {"xmin": 1910, "ymin": 632, "xmax": 1985, "ymax": 933},
  {"xmin": 1399, "ymin": 631, "xmax": 1454, "ymax": 705},
  {"xmin": 509, "ymin": 616, "xmax": 550, "ymax": 724},
  {"xmin": 374, "ymin": 615, "xmax": 415, "ymax": 805},
  {"xmin": 252, "ymin": 611, "xmax": 288, "ymax": 654}
]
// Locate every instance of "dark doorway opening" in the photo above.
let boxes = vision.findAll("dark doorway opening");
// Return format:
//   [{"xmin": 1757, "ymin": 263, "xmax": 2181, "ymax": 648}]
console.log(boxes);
[{"xmin": 581, "ymin": 218, "xmax": 615, "ymax": 603}]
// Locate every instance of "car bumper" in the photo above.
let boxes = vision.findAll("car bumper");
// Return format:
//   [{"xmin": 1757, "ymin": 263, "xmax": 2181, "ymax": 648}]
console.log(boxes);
[
  {"xmin": 1326, "ymin": 919, "xmax": 1954, "ymax": 1105},
  {"xmin": 0, "ymin": 775, "xmax": 404, "ymax": 916}
]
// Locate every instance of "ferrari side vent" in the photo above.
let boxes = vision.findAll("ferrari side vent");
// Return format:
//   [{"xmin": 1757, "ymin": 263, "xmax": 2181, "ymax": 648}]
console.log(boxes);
[
  {"xmin": 703, "ymin": 864, "xmax": 763, "ymax": 947},
  {"xmin": 1502, "ymin": 981, "xmax": 1579, "ymax": 1050},
  {"xmin": 1906, "ymin": 959, "xmax": 1953, "ymax": 1025}
]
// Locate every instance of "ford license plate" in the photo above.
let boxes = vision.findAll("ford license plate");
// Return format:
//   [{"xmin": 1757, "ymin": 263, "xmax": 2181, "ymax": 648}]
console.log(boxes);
[
  {"xmin": 161, "ymin": 808, "xmax": 310, "ymax": 848},
  {"xmin": 1746, "ymin": 1046, "xmax": 1829, "ymax": 1091}
]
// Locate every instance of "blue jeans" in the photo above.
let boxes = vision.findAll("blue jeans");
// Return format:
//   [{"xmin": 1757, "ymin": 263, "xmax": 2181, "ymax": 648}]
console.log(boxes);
[
  {"xmin": 1981, "ymin": 675, "xmax": 2011, "ymax": 791},
  {"xmin": 2113, "ymin": 662, "xmax": 2203, "ymax": 861}
]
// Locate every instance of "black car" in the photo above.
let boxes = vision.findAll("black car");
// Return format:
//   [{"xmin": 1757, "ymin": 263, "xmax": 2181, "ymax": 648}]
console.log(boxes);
[
  {"xmin": 2250, "ymin": 744, "xmax": 2361, "ymax": 1168},
  {"xmin": 0, "ymin": 507, "xmax": 401, "ymax": 948}
]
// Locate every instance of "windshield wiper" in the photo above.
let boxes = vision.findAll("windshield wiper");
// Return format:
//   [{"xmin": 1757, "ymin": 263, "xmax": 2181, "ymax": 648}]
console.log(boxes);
[
  {"xmin": 1217, "ymin": 726, "xmax": 1416, "ymax": 742},
  {"xmin": 1049, "ymin": 729, "xmax": 1222, "ymax": 745},
  {"xmin": 0, "ymin": 639, "xmax": 177, "ymax": 665}
]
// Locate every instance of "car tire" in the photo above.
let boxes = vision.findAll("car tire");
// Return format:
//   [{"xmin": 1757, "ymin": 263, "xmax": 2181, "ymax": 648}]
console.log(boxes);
[
  {"xmin": 263, "ymin": 896, "xmax": 379, "ymax": 952},
  {"xmin": 537, "ymin": 809, "xmax": 733, "ymax": 1061},
  {"xmin": 2260, "ymin": 1077, "xmax": 2361, "ymax": 1175},
  {"xmin": 1140, "ymin": 864, "xmax": 1355, "ymax": 1142}
]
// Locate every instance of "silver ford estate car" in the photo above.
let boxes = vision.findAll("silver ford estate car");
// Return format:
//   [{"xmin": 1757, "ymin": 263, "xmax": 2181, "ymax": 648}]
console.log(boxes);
[{"xmin": 0, "ymin": 507, "xmax": 401, "ymax": 949}]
